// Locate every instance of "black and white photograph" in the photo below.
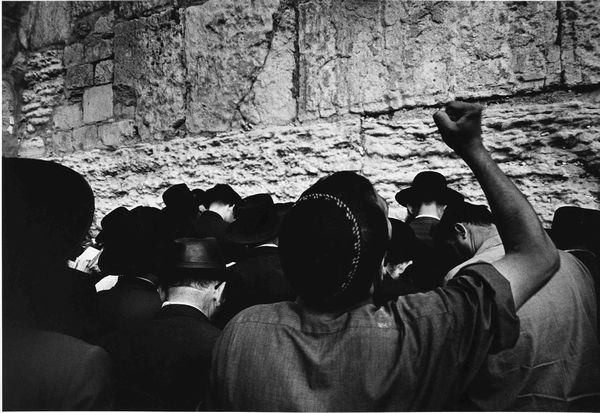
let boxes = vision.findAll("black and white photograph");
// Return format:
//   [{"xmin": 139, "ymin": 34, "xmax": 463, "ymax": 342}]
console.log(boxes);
[{"xmin": 2, "ymin": 0, "xmax": 600, "ymax": 410}]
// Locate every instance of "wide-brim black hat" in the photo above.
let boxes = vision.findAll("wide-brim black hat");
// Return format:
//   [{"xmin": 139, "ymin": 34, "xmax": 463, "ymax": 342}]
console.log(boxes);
[
  {"xmin": 226, "ymin": 193, "xmax": 280, "ymax": 245},
  {"xmin": 395, "ymin": 171, "xmax": 463, "ymax": 207},
  {"xmin": 3, "ymin": 157, "xmax": 95, "ymax": 261},
  {"xmin": 96, "ymin": 206, "xmax": 129, "ymax": 244},
  {"xmin": 203, "ymin": 184, "xmax": 242, "ymax": 209}
]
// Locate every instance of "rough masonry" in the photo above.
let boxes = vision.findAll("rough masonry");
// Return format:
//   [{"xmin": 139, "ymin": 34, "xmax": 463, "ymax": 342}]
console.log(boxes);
[{"xmin": 2, "ymin": 0, "xmax": 599, "ymax": 230}]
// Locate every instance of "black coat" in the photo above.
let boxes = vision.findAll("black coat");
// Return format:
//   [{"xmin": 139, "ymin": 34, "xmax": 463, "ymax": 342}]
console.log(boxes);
[
  {"xmin": 95, "ymin": 277, "xmax": 162, "ymax": 336},
  {"xmin": 100, "ymin": 304, "xmax": 220, "ymax": 411},
  {"xmin": 3, "ymin": 321, "xmax": 114, "ymax": 411}
]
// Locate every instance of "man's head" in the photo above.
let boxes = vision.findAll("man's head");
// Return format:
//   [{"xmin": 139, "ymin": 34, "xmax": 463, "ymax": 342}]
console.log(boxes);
[
  {"xmin": 163, "ymin": 238, "xmax": 229, "ymax": 318},
  {"xmin": 279, "ymin": 171, "xmax": 390, "ymax": 310},
  {"xmin": 395, "ymin": 171, "xmax": 463, "ymax": 220},
  {"xmin": 226, "ymin": 193, "xmax": 281, "ymax": 247},
  {"xmin": 203, "ymin": 184, "xmax": 242, "ymax": 223},
  {"xmin": 433, "ymin": 202, "xmax": 495, "ymax": 262}
]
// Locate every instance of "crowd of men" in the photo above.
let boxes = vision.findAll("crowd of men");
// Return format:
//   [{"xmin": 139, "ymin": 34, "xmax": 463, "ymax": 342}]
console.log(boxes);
[{"xmin": 3, "ymin": 101, "xmax": 600, "ymax": 411}]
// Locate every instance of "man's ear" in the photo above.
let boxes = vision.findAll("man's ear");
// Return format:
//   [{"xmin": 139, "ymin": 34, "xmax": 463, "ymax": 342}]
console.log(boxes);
[{"xmin": 454, "ymin": 223, "xmax": 468, "ymax": 239}]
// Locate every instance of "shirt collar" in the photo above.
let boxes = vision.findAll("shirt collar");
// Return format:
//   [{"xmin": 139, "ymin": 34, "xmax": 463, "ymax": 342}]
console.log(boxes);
[
  {"xmin": 414, "ymin": 214, "xmax": 440, "ymax": 220},
  {"xmin": 255, "ymin": 243, "xmax": 278, "ymax": 248},
  {"xmin": 162, "ymin": 301, "xmax": 206, "ymax": 315}
]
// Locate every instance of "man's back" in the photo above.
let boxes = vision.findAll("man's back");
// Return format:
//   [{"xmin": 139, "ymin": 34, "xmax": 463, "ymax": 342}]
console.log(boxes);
[
  {"xmin": 101, "ymin": 304, "xmax": 220, "ymax": 410},
  {"xmin": 463, "ymin": 251, "xmax": 600, "ymax": 410},
  {"xmin": 210, "ymin": 263, "xmax": 518, "ymax": 411}
]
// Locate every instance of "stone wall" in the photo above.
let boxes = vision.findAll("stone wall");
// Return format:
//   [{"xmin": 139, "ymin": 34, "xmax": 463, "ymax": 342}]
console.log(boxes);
[{"xmin": 3, "ymin": 0, "xmax": 599, "ymax": 230}]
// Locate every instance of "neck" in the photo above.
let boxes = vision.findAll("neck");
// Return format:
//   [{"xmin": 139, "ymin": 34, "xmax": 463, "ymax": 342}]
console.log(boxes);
[
  {"xmin": 165, "ymin": 286, "xmax": 215, "ymax": 318},
  {"xmin": 208, "ymin": 204, "xmax": 227, "ymax": 221},
  {"xmin": 416, "ymin": 203, "xmax": 443, "ymax": 219},
  {"xmin": 470, "ymin": 224, "xmax": 499, "ymax": 253}
]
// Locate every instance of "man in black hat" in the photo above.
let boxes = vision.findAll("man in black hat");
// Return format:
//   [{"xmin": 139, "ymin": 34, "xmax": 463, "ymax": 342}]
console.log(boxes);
[
  {"xmin": 162, "ymin": 183, "xmax": 198, "ymax": 240},
  {"xmin": 216, "ymin": 194, "xmax": 295, "ymax": 326},
  {"xmin": 3, "ymin": 158, "xmax": 114, "ymax": 410},
  {"xmin": 396, "ymin": 170, "xmax": 464, "ymax": 248},
  {"xmin": 100, "ymin": 237, "xmax": 227, "ymax": 411},
  {"xmin": 95, "ymin": 206, "xmax": 167, "ymax": 335},
  {"xmin": 208, "ymin": 101, "xmax": 560, "ymax": 410},
  {"xmin": 193, "ymin": 184, "xmax": 243, "ymax": 262}
]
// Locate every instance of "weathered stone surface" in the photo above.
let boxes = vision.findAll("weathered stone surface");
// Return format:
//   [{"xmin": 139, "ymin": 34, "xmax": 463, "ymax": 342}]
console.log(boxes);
[
  {"xmin": 98, "ymin": 119, "xmax": 137, "ymax": 148},
  {"xmin": 94, "ymin": 10, "xmax": 115, "ymax": 35},
  {"xmin": 560, "ymin": 0, "xmax": 600, "ymax": 85},
  {"xmin": 47, "ymin": 117, "xmax": 363, "ymax": 229},
  {"xmin": 71, "ymin": 1, "xmax": 112, "ymax": 19},
  {"xmin": 18, "ymin": 136, "xmax": 46, "ymax": 158},
  {"xmin": 239, "ymin": 6, "xmax": 297, "ymax": 126},
  {"xmin": 114, "ymin": 10, "xmax": 185, "ymax": 140},
  {"xmin": 53, "ymin": 104, "xmax": 83, "ymax": 130},
  {"xmin": 298, "ymin": 0, "xmax": 561, "ymax": 120},
  {"xmin": 19, "ymin": 2, "xmax": 71, "ymax": 49},
  {"xmin": 51, "ymin": 130, "xmax": 75, "ymax": 153},
  {"xmin": 83, "ymin": 84, "xmax": 113, "ymax": 123},
  {"xmin": 85, "ymin": 38, "xmax": 113, "ymax": 63},
  {"xmin": 116, "ymin": 0, "xmax": 174, "ymax": 19},
  {"xmin": 2, "ymin": 79, "xmax": 19, "ymax": 156},
  {"xmin": 21, "ymin": 50, "xmax": 65, "ymax": 135},
  {"xmin": 73, "ymin": 125, "xmax": 99, "ymax": 150},
  {"xmin": 64, "ymin": 43, "xmax": 84, "ymax": 67},
  {"xmin": 66, "ymin": 64, "xmax": 94, "ymax": 89},
  {"xmin": 95, "ymin": 60, "xmax": 114, "ymax": 84},
  {"xmin": 184, "ymin": 0, "xmax": 281, "ymax": 132},
  {"xmin": 362, "ymin": 91, "xmax": 600, "ymax": 223}
]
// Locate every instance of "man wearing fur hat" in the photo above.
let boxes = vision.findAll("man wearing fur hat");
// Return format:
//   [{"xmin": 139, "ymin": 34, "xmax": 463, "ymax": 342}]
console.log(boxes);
[{"xmin": 209, "ymin": 102, "xmax": 560, "ymax": 410}]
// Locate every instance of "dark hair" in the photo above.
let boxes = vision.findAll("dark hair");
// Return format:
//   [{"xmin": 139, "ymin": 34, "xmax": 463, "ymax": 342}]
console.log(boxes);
[
  {"xmin": 279, "ymin": 171, "xmax": 389, "ymax": 309},
  {"xmin": 434, "ymin": 202, "xmax": 493, "ymax": 240}
]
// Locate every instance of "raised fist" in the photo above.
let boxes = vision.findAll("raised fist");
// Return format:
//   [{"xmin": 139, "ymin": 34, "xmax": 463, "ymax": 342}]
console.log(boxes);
[{"xmin": 433, "ymin": 101, "xmax": 484, "ymax": 155}]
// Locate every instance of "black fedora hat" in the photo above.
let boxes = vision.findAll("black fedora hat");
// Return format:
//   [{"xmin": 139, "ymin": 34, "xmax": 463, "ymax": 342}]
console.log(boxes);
[
  {"xmin": 3, "ymin": 157, "xmax": 95, "ymax": 264},
  {"xmin": 551, "ymin": 206, "xmax": 600, "ymax": 254},
  {"xmin": 96, "ymin": 206, "xmax": 129, "ymax": 245},
  {"xmin": 168, "ymin": 237, "xmax": 229, "ymax": 281},
  {"xmin": 203, "ymin": 184, "xmax": 242, "ymax": 209},
  {"xmin": 163, "ymin": 183, "xmax": 194, "ymax": 210},
  {"xmin": 395, "ymin": 171, "xmax": 463, "ymax": 207},
  {"xmin": 226, "ymin": 193, "xmax": 280, "ymax": 245}
]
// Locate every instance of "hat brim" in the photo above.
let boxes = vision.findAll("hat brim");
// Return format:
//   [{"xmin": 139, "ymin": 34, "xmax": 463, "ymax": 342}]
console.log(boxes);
[
  {"xmin": 226, "ymin": 214, "xmax": 281, "ymax": 245},
  {"xmin": 395, "ymin": 187, "xmax": 463, "ymax": 207}
]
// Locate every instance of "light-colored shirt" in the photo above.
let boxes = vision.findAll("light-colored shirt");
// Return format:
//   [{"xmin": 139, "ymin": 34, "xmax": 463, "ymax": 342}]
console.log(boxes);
[
  {"xmin": 447, "ymin": 242, "xmax": 600, "ymax": 410},
  {"xmin": 209, "ymin": 263, "xmax": 519, "ymax": 411},
  {"xmin": 444, "ymin": 233, "xmax": 505, "ymax": 283}
]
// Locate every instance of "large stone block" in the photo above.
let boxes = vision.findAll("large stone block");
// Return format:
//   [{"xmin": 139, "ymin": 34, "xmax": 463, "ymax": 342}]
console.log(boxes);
[
  {"xmin": 95, "ymin": 60, "xmax": 114, "ymax": 84},
  {"xmin": 85, "ymin": 38, "xmax": 113, "ymax": 63},
  {"xmin": 560, "ymin": 0, "xmax": 600, "ymax": 85},
  {"xmin": 114, "ymin": 10, "xmax": 185, "ymax": 140},
  {"xmin": 19, "ymin": 2, "xmax": 71, "ymax": 49},
  {"xmin": 73, "ymin": 124, "xmax": 99, "ymax": 150},
  {"xmin": 239, "ymin": 6, "xmax": 297, "ymax": 126},
  {"xmin": 66, "ymin": 64, "xmax": 94, "ymax": 89},
  {"xmin": 64, "ymin": 43, "xmax": 84, "ymax": 67},
  {"xmin": 83, "ymin": 84, "xmax": 113, "ymax": 123},
  {"xmin": 298, "ymin": 0, "xmax": 560, "ymax": 120},
  {"xmin": 98, "ymin": 119, "xmax": 137, "ymax": 148},
  {"xmin": 53, "ymin": 104, "xmax": 83, "ymax": 130},
  {"xmin": 184, "ymin": 0, "xmax": 283, "ymax": 132}
]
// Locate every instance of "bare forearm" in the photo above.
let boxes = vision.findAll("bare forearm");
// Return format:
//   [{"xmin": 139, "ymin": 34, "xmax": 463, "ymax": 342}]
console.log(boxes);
[{"xmin": 460, "ymin": 145, "xmax": 553, "ymax": 256}]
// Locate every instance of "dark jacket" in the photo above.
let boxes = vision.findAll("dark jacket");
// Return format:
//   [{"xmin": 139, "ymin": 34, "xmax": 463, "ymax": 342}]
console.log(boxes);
[
  {"xmin": 95, "ymin": 277, "xmax": 162, "ymax": 336},
  {"xmin": 3, "ymin": 321, "xmax": 114, "ymax": 411},
  {"xmin": 100, "ymin": 304, "xmax": 221, "ymax": 411},
  {"xmin": 216, "ymin": 246, "xmax": 295, "ymax": 327}
]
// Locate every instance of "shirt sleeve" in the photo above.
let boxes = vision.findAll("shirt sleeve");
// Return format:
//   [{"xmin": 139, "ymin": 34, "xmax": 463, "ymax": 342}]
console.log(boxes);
[{"xmin": 390, "ymin": 262, "xmax": 519, "ymax": 406}]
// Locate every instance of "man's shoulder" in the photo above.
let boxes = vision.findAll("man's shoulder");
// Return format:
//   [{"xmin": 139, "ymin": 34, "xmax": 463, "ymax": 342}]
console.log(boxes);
[{"xmin": 227, "ymin": 301, "xmax": 298, "ymax": 326}]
